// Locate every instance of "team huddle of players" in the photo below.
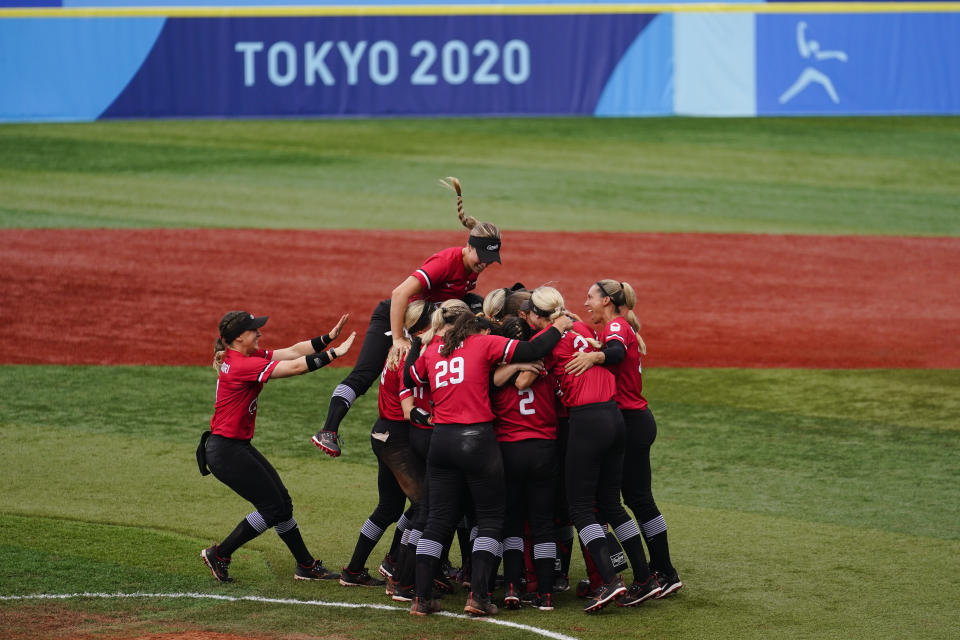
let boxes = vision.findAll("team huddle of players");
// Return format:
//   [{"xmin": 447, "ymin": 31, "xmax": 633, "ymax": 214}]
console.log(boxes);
[
  {"xmin": 200, "ymin": 178, "xmax": 681, "ymax": 619},
  {"xmin": 333, "ymin": 278, "xmax": 683, "ymax": 617}
]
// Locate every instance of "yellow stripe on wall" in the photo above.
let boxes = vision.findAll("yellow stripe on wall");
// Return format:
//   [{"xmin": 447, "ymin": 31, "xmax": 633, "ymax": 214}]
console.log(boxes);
[{"xmin": 3, "ymin": 2, "xmax": 960, "ymax": 19}]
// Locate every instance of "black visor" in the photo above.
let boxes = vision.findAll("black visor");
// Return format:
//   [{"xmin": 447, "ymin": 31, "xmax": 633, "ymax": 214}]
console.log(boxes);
[
  {"xmin": 221, "ymin": 311, "xmax": 268, "ymax": 343},
  {"xmin": 468, "ymin": 235, "xmax": 502, "ymax": 264}
]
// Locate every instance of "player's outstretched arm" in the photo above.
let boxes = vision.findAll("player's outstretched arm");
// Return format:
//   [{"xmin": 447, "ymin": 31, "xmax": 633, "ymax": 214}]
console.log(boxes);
[
  {"xmin": 272, "ymin": 331, "xmax": 357, "ymax": 378},
  {"xmin": 272, "ymin": 314, "xmax": 351, "ymax": 361}
]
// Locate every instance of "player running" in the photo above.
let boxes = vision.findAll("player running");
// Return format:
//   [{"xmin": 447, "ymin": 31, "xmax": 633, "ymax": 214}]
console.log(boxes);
[
  {"xmin": 313, "ymin": 177, "xmax": 501, "ymax": 457},
  {"xmin": 199, "ymin": 311, "xmax": 355, "ymax": 583}
]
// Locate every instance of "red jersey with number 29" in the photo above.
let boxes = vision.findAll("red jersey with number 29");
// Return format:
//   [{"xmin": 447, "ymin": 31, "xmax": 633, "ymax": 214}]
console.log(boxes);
[
  {"xmin": 493, "ymin": 368, "xmax": 558, "ymax": 442},
  {"xmin": 601, "ymin": 317, "xmax": 648, "ymax": 411},
  {"xmin": 410, "ymin": 333, "xmax": 518, "ymax": 425},
  {"xmin": 210, "ymin": 348, "xmax": 277, "ymax": 440},
  {"xmin": 410, "ymin": 246, "xmax": 479, "ymax": 303},
  {"xmin": 540, "ymin": 322, "xmax": 615, "ymax": 408}
]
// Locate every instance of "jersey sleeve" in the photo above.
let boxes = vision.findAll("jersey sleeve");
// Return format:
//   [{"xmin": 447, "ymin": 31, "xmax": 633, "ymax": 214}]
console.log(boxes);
[
  {"xmin": 412, "ymin": 250, "xmax": 455, "ymax": 293},
  {"xmin": 232, "ymin": 354, "xmax": 279, "ymax": 383},
  {"xmin": 486, "ymin": 334, "xmax": 518, "ymax": 365},
  {"xmin": 409, "ymin": 353, "xmax": 429, "ymax": 388},
  {"xmin": 604, "ymin": 320, "xmax": 628, "ymax": 346}
]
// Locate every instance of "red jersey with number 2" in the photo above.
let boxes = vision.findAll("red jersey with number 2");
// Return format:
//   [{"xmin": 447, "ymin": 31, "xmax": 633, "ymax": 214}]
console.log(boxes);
[
  {"xmin": 210, "ymin": 348, "xmax": 277, "ymax": 440},
  {"xmin": 493, "ymin": 368, "xmax": 558, "ymax": 442},
  {"xmin": 540, "ymin": 322, "xmax": 615, "ymax": 408},
  {"xmin": 601, "ymin": 316, "xmax": 648, "ymax": 411},
  {"xmin": 410, "ymin": 333, "xmax": 517, "ymax": 424},
  {"xmin": 410, "ymin": 246, "xmax": 479, "ymax": 303}
]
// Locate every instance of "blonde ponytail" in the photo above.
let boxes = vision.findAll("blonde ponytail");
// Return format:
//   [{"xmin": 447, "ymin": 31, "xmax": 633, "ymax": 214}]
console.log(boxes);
[
  {"xmin": 531, "ymin": 286, "xmax": 601, "ymax": 349},
  {"xmin": 212, "ymin": 337, "xmax": 226, "ymax": 372}
]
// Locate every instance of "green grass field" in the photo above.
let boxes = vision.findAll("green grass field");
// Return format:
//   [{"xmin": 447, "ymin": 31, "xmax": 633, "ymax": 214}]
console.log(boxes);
[
  {"xmin": 1, "ymin": 117, "xmax": 958, "ymax": 235},
  {"xmin": 1, "ymin": 117, "xmax": 959, "ymax": 639}
]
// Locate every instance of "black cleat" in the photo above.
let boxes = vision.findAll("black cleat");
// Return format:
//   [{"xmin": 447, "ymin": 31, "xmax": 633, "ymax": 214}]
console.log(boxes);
[
  {"xmin": 201, "ymin": 545, "xmax": 233, "ymax": 583},
  {"xmin": 503, "ymin": 584, "xmax": 521, "ymax": 609},
  {"xmin": 295, "ymin": 559, "xmax": 339, "ymax": 581},
  {"xmin": 391, "ymin": 583, "xmax": 415, "ymax": 602},
  {"xmin": 584, "ymin": 577, "xmax": 626, "ymax": 613},
  {"xmin": 464, "ymin": 592, "xmax": 498, "ymax": 616},
  {"xmin": 311, "ymin": 430, "xmax": 342, "ymax": 457},
  {"xmin": 378, "ymin": 554, "xmax": 397, "ymax": 579},
  {"xmin": 653, "ymin": 569, "xmax": 683, "ymax": 598},
  {"xmin": 339, "ymin": 567, "xmax": 386, "ymax": 587},
  {"xmin": 617, "ymin": 575, "xmax": 662, "ymax": 607},
  {"xmin": 529, "ymin": 592, "xmax": 554, "ymax": 611},
  {"xmin": 409, "ymin": 596, "xmax": 443, "ymax": 616}
]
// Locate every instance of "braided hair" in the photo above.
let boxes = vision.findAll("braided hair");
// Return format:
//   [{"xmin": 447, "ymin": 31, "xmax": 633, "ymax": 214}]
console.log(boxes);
[{"xmin": 439, "ymin": 176, "xmax": 500, "ymax": 242}]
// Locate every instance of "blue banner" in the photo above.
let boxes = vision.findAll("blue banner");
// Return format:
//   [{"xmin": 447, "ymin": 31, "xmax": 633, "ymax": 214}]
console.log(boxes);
[{"xmin": 1, "ymin": 5, "xmax": 959, "ymax": 120}]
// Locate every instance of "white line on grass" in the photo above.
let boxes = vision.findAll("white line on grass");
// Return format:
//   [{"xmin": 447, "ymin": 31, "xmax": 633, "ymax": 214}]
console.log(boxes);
[{"xmin": 0, "ymin": 592, "xmax": 579, "ymax": 640}]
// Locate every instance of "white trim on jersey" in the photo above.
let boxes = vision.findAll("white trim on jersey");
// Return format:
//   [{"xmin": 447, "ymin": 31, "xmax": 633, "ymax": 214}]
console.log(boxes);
[
  {"xmin": 606, "ymin": 333, "xmax": 627, "ymax": 345},
  {"xmin": 410, "ymin": 365, "xmax": 425, "ymax": 386},
  {"xmin": 415, "ymin": 268, "xmax": 433, "ymax": 290},
  {"xmin": 500, "ymin": 339, "xmax": 516, "ymax": 364},
  {"xmin": 257, "ymin": 361, "xmax": 276, "ymax": 383}
]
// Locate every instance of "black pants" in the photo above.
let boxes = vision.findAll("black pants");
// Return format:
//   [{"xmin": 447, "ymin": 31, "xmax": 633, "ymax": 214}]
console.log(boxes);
[
  {"xmin": 205, "ymin": 434, "xmax": 292, "ymax": 526},
  {"xmin": 371, "ymin": 418, "xmax": 425, "ymax": 524},
  {"xmin": 418, "ymin": 423, "xmax": 504, "ymax": 597},
  {"xmin": 500, "ymin": 438, "xmax": 557, "ymax": 544},
  {"xmin": 621, "ymin": 408, "xmax": 661, "ymax": 523},
  {"xmin": 500, "ymin": 438, "xmax": 558, "ymax": 592},
  {"xmin": 338, "ymin": 299, "xmax": 394, "ymax": 398},
  {"xmin": 408, "ymin": 426, "xmax": 433, "ymax": 533}
]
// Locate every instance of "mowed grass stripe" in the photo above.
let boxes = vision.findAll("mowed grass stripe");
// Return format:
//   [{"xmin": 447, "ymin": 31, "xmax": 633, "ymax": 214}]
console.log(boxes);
[{"xmin": 0, "ymin": 117, "xmax": 957, "ymax": 234}]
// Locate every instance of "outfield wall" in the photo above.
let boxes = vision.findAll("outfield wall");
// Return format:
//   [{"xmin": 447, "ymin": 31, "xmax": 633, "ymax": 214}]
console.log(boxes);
[{"xmin": 1, "ymin": 2, "xmax": 958, "ymax": 121}]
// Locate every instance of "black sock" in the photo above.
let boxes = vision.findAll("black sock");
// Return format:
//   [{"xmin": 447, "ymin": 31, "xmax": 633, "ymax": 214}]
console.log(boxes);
[
  {"xmin": 470, "ymin": 550, "xmax": 496, "ymax": 597},
  {"xmin": 455, "ymin": 524, "xmax": 472, "ymax": 566},
  {"xmin": 219, "ymin": 519, "xmax": 261, "ymax": 557},
  {"xmin": 323, "ymin": 396, "xmax": 350, "ymax": 433},
  {"xmin": 585, "ymin": 537, "xmax": 616, "ymax": 584},
  {"xmin": 277, "ymin": 526, "xmax": 314, "ymax": 567},
  {"xmin": 398, "ymin": 541, "xmax": 417, "ymax": 586},
  {"xmin": 502, "ymin": 549, "xmax": 524, "ymax": 589},
  {"xmin": 645, "ymin": 531, "xmax": 674, "ymax": 574},
  {"xmin": 348, "ymin": 532, "xmax": 380, "ymax": 572},
  {"xmin": 557, "ymin": 532, "xmax": 573, "ymax": 577},
  {"xmin": 534, "ymin": 557, "xmax": 555, "ymax": 594},
  {"xmin": 620, "ymin": 535, "xmax": 651, "ymax": 582},
  {"xmin": 388, "ymin": 525, "xmax": 405, "ymax": 560},
  {"xmin": 415, "ymin": 553, "xmax": 439, "ymax": 599}
]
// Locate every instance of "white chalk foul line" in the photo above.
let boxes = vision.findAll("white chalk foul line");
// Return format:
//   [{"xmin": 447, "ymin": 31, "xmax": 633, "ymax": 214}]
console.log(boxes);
[{"xmin": 0, "ymin": 592, "xmax": 579, "ymax": 640}]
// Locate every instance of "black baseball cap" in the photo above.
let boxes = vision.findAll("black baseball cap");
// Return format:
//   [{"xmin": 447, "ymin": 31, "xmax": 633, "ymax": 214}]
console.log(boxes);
[
  {"xmin": 468, "ymin": 235, "xmax": 502, "ymax": 264},
  {"xmin": 220, "ymin": 311, "xmax": 268, "ymax": 343}
]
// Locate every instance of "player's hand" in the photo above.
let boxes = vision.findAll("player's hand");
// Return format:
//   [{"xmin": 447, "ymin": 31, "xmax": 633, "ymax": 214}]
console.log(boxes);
[
  {"xmin": 333, "ymin": 331, "xmax": 357, "ymax": 358},
  {"xmin": 389, "ymin": 337, "xmax": 412, "ymax": 367},
  {"xmin": 552, "ymin": 314, "xmax": 574, "ymax": 333},
  {"xmin": 565, "ymin": 351, "xmax": 598, "ymax": 376},
  {"xmin": 516, "ymin": 361, "xmax": 544, "ymax": 374},
  {"xmin": 328, "ymin": 313, "xmax": 349, "ymax": 341}
]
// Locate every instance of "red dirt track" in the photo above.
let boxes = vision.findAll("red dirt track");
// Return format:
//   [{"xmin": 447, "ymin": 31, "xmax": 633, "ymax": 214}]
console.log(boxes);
[{"xmin": 1, "ymin": 229, "xmax": 957, "ymax": 368}]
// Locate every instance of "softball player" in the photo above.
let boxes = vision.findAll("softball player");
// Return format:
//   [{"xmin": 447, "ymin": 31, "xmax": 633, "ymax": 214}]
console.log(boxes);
[
  {"xmin": 389, "ymin": 299, "xmax": 470, "ymax": 602},
  {"xmin": 200, "ymin": 311, "xmax": 355, "ymax": 583},
  {"xmin": 565, "ymin": 279, "xmax": 682, "ymax": 598},
  {"xmin": 404, "ymin": 311, "xmax": 573, "ymax": 616},
  {"xmin": 339, "ymin": 301, "xmax": 434, "ymax": 588},
  {"xmin": 314, "ymin": 177, "xmax": 500, "ymax": 457},
  {"xmin": 492, "ymin": 318, "xmax": 559, "ymax": 611},
  {"xmin": 525, "ymin": 287, "xmax": 661, "ymax": 613}
]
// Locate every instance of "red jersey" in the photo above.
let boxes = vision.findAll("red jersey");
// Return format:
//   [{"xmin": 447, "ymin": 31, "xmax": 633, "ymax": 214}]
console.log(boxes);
[
  {"xmin": 540, "ymin": 322, "xmax": 616, "ymax": 408},
  {"xmin": 210, "ymin": 348, "xmax": 277, "ymax": 440},
  {"xmin": 377, "ymin": 363, "xmax": 408, "ymax": 421},
  {"xmin": 493, "ymin": 368, "xmax": 558, "ymax": 442},
  {"xmin": 410, "ymin": 333, "xmax": 518, "ymax": 425},
  {"xmin": 601, "ymin": 317, "xmax": 648, "ymax": 411},
  {"xmin": 411, "ymin": 246, "xmax": 479, "ymax": 303}
]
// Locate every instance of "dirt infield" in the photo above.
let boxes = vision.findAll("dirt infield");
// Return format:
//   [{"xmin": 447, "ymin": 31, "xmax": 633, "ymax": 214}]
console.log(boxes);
[{"xmin": 1, "ymin": 229, "xmax": 957, "ymax": 368}]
